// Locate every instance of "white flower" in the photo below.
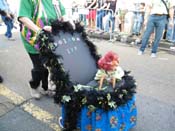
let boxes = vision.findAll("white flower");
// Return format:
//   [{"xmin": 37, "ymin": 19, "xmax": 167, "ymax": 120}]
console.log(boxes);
[
  {"xmin": 74, "ymin": 84, "xmax": 82, "ymax": 92},
  {"xmin": 62, "ymin": 95, "xmax": 71, "ymax": 103},
  {"xmin": 74, "ymin": 84, "xmax": 93, "ymax": 92}
]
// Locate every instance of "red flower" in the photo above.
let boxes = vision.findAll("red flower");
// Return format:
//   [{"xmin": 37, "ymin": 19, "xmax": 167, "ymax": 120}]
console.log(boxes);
[
  {"xmin": 98, "ymin": 51, "xmax": 119, "ymax": 71},
  {"xmin": 86, "ymin": 125, "xmax": 92, "ymax": 130}
]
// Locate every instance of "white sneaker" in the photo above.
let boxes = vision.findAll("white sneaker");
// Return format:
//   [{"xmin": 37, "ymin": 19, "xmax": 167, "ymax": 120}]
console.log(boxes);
[
  {"xmin": 39, "ymin": 88, "xmax": 50, "ymax": 95},
  {"xmin": 58, "ymin": 117, "xmax": 64, "ymax": 129},
  {"xmin": 30, "ymin": 88, "xmax": 41, "ymax": 99},
  {"xmin": 48, "ymin": 81, "xmax": 56, "ymax": 91},
  {"xmin": 170, "ymin": 46, "xmax": 175, "ymax": 50},
  {"xmin": 151, "ymin": 53, "xmax": 156, "ymax": 58},
  {"xmin": 137, "ymin": 50, "xmax": 143, "ymax": 55}
]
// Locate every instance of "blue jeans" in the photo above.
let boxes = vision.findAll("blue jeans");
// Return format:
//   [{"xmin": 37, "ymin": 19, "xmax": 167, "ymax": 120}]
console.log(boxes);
[
  {"xmin": 132, "ymin": 13, "xmax": 143, "ymax": 34},
  {"xmin": 132, "ymin": 21, "xmax": 143, "ymax": 34},
  {"xmin": 79, "ymin": 14, "xmax": 86, "ymax": 26},
  {"xmin": 104, "ymin": 12, "xmax": 115, "ymax": 32},
  {"xmin": 96, "ymin": 10, "xmax": 106, "ymax": 30},
  {"xmin": 173, "ymin": 19, "xmax": 175, "ymax": 44},
  {"xmin": 1, "ymin": 16, "xmax": 13, "ymax": 38},
  {"xmin": 165, "ymin": 18, "xmax": 175, "ymax": 42},
  {"xmin": 140, "ymin": 15, "xmax": 167, "ymax": 53}
]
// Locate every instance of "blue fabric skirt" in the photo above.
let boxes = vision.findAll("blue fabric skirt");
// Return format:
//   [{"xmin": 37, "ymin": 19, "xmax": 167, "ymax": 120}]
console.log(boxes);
[{"xmin": 61, "ymin": 96, "xmax": 137, "ymax": 131}]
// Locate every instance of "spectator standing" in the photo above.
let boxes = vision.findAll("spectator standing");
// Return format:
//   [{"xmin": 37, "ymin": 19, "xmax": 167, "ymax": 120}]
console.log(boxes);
[
  {"xmin": 71, "ymin": 0, "xmax": 79, "ymax": 22},
  {"xmin": 96, "ymin": 0, "xmax": 108, "ymax": 31},
  {"xmin": 103, "ymin": 0, "xmax": 118, "ymax": 33},
  {"xmin": 115, "ymin": 0, "xmax": 129, "ymax": 32},
  {"xmin": 166, "ymin": 19, "xmax": 174, "ymax": 42},
  {"xmin": 0, "ymin": 0, "xmax": 15, "ymax": 40},
  {"xmin": 86, "ymin": 0, "xmax": 97, "ymax": 30},
  {"xmin": 132, "ymin": 2, "xmax": 145, "ymax": 36},
  {"xmin": 168, "ymin": 6, "xmax": 175, "ymax": 50},
  {"xmin": 78, "ymin": 0, "xmax": 88, "ymax": 25},
  {"xmin": 138, "ymin": 0, "xmax": 175, "ymax": 58}
]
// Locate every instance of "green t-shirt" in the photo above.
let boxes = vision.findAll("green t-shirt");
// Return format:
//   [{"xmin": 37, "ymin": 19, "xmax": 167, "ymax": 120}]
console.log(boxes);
[{"xmin": 18, "ymin": 0, "xmax": 66, "ymax": 54}]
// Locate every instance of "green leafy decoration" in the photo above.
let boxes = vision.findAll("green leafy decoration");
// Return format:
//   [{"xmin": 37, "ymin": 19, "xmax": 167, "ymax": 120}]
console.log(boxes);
[
  {"xmin": 82, "ymin": 97, "xmax": 87, "ymax": 105},
  {"xmin": 108, "ymin": 101, "xmax": 117, "ymax": 108},
  {"xmin": 107, "ymin": 93, "xmax": 111, "ymax": 101},
  {"xmin": 122, "ymin": 89, "xmax": 128, "ymax": 94},
  {"xmin": 88, "ymin": 105, "xmax": 96, "ymax": 112}
]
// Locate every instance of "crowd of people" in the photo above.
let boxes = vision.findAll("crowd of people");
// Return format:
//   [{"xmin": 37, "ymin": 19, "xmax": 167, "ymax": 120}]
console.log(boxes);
[
  {"xmin": 70, "ymin": 0, "xmax": 119, "ymax": 33},
  {"xmin": 1, "ymin": 0, "xmax": 175, "ymax": 56},
  {"xmin": 69, "ymin": 0, "xmax": 175, "ymax": 56}
]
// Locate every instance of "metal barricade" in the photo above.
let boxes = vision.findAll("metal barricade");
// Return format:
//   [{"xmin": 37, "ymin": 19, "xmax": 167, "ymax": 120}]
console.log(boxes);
[
  {"xmin": 64, "ymin": 7, "xmax": 147, "ymax": 41},
  {"xmin": 85, "ymin": 8, "xmax": 116, "ymax": 41}
]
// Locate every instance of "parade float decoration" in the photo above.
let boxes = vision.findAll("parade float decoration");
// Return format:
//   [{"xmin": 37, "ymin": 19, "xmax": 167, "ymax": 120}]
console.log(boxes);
[{"xmin": 36, "ymin": 20, "xmax": 137, "ymax": 131}]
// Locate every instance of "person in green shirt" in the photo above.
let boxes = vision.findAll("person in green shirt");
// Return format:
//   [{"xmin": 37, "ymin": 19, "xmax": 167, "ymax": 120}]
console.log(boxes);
[{"xmin": 18, "ymin": 0, "xmax": 68, "ymax": 99}]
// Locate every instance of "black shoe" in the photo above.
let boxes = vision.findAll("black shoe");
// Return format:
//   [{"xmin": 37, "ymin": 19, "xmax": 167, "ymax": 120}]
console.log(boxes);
[
  {"xmin": 0, "ymin": 75, "xmax": 3, "ymax": 83},
  {"xmin": 129, "ymin": 33, "xmax": 134, "ymax": 37}
]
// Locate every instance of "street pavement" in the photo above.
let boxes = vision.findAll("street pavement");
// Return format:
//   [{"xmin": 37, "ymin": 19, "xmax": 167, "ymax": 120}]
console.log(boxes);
[{"xmin": 0, "ymin": 25, "xmax": 175, "ymax": 131}]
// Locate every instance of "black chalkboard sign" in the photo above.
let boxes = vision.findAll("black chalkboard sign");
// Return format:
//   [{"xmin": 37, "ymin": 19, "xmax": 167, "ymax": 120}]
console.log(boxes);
[{"xmin": 53, "ymin": 31, "xmax": 97, "ymax": 84}]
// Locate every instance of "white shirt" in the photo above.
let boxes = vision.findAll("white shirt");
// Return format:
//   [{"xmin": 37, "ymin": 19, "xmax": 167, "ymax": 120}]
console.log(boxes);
[
  {"xmin": 147, "ymin": 0, "xmax": 174, "ymax": 15},
  {"xmin": 94, "ymin": 66, "xmax": 124, "ymax": 81}
]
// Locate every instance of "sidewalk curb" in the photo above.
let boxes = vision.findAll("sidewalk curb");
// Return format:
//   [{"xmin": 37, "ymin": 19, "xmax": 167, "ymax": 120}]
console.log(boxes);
[{"xmin": 87, "ymin": 31, "xmax": 174, "ymax": 52}]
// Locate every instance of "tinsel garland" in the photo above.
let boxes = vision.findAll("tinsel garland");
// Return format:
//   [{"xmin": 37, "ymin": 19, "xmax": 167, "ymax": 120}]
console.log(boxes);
[{"xmin": 36, "ymin": 20, "xmax": 137, "ymax": 131}]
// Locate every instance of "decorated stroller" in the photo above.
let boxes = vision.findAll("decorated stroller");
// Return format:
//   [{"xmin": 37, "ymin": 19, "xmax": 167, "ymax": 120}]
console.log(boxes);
[{"xmin": 37, "ymin": 20, "xmax": 137, "ymax": 131}]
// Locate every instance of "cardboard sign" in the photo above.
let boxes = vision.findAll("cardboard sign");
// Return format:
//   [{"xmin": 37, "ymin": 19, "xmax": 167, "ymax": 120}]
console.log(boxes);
[{"xmin": 53, "ymin": 31, "xmax": 97, "ymax": 84}]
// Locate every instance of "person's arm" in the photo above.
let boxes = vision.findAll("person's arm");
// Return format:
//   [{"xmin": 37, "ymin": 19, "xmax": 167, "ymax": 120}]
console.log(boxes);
[
  {"xmin": 87, "ymin": 0, "xmax": 97, "ymax": 8},
  {"xmin": 169, "ymin": 6, "xmax": 174, "ymax": 27},
  {"xmin": 100, "ymin": 2, "xmax": 108, "ymax": 10},
  {"xmin": 18, "ymin": 0, "xmax": 52, "ymax": 32},
  {"xmin": 114, "ymin": 0, "xmax": 118, "ymax": 15},
  {"xmin": 18, "ymin": 17, "xmax": 41, "ymax": 33},
  {"xmin": 93, "ymin": 1, "xmax": 99, "ymax": 9},
  {"xmin": 143, "ymin": 4, "xmax": 151, "ymax": 26},
  {"xmin": 18, "ymin": 0, "xmax": 36, "ymax": 31},
  {"xmin": 106, "ymin": 2, "xmax": 110, "ymax": 10},
  {"xmin": 19, "ymin": 17, "xmax": 52, "ymax": 32}
]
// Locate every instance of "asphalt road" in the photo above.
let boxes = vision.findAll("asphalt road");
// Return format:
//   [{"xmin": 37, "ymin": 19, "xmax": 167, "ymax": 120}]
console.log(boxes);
[{"xmin": 0, "ymin": 28, "xmax": 175, "ymax": 131}]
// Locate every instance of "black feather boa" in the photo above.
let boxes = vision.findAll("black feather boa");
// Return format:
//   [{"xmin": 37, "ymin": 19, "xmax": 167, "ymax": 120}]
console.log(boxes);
[{"xmin": 36, "ymin": 20, "xmax": 137, "ymax": 131}]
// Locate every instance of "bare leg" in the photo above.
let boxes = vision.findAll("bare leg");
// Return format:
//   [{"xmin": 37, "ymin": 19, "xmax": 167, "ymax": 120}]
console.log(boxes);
[
  {"xmin": 111, "ymin": 77, "xmax": 116, "ymax": 88},
  {"xmin": 99, "ymin": 75, "xmax": 105, "ymax": 90}
]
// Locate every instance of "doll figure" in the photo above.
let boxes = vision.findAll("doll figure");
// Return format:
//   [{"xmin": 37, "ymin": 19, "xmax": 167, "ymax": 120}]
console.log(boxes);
[{"xmin": 94, "ymin": 51, "xmax": 124, "ymax": 90}]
